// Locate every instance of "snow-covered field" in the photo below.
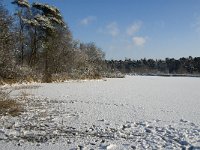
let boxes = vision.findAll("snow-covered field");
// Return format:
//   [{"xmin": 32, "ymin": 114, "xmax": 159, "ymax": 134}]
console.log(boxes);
[{"xmin": 1, "ymin": 76, "xmax": 200, "ymax": 149}]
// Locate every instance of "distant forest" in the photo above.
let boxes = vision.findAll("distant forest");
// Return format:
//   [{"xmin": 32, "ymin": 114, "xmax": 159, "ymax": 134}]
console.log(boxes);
[
  {"xmin": 0, "ymin": 0, "xmax": 200, "ymax": 84},
  {"xmin": 106, "ymin": 57, "xmax": 200, "ymax": 75}
]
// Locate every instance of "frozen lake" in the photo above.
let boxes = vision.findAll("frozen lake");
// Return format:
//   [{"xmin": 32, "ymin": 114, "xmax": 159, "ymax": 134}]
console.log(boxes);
[
  {"xmin": 22, "ymin": 75, "xmax": 200, "ymax": 124},
  {"xmin": 1, "ymin": 76, "xmax": 200, "ymax": 149}
]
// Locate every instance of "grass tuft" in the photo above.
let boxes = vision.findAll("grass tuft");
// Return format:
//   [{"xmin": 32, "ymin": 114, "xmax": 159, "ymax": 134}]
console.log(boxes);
[{"xmin": 0, "ymin": 89, "xmax": 23, "ymax": 116}]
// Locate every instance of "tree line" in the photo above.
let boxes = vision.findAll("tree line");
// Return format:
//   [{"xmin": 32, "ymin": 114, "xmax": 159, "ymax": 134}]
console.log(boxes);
[
  {"xmin": 1, "ymin": 0, "xmax": 199, "ymax": 84},
  {"xmin": 106, "ymin": 57, "xmax": 200, "ymax": 75},
  {"xmin": 0, "ymin": 0, "xmax": 105, "ymax": 83}
]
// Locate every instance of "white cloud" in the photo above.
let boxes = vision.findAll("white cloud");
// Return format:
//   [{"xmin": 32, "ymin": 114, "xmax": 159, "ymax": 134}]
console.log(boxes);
[
  {"xmin": 126, "ymin": 21, "xmax": 142, "ymax": 36},
  {"xmin": 80, "ymin": 16, "xmax": 96, "ymax": 25},
  {"xmin": 106, "ymin": 22, "xmax": 120, "ymax": 37},
  {"xmin": 132, "ymin": 36, "xmax": 146, "ymax": 46}
]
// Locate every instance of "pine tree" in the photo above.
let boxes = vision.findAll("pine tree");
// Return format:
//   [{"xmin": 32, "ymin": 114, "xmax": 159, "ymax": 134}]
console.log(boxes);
[{"xmin": 31, "ymin": 3, "xmax": 69, "ymax": 82}]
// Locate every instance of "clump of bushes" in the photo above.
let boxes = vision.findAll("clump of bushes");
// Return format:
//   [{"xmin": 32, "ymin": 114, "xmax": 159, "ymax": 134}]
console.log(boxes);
[{"xmin": 0, "ymin": 65, "xmax": 44, "ymax": 85}]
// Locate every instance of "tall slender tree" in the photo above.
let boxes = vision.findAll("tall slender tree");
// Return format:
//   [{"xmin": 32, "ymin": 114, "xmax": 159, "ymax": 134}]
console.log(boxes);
[{"xmin": 12, "ymin": 0, "xmax": 30, "ymax": 64}]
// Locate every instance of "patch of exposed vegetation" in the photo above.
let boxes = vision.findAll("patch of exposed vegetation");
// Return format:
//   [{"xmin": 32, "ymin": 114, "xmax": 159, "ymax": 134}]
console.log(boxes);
[{"xmin": 0, "ymin": 89, "xmax": 23, "ymax": 116}]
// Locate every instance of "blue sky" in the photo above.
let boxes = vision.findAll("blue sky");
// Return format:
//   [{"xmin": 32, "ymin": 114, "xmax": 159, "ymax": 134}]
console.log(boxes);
[{"xmin": 4, "ymin": 0, "xmax": 200, "ymax": 60}]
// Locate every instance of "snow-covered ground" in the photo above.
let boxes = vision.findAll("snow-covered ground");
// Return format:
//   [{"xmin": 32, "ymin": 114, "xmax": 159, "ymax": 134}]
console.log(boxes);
[{"xmin": 1, "ymin": 76, "xmax": 200, "ymax": 149}]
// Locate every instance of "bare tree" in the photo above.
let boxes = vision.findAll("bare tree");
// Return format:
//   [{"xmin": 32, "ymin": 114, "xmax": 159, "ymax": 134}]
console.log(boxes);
[
  {"xmin": 0, "ymin": 1, "xmax": 15, "ymax": 78},
  {"xmin": 79, "ymin": 42, "xmax": 105, "ymax": 77}
]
